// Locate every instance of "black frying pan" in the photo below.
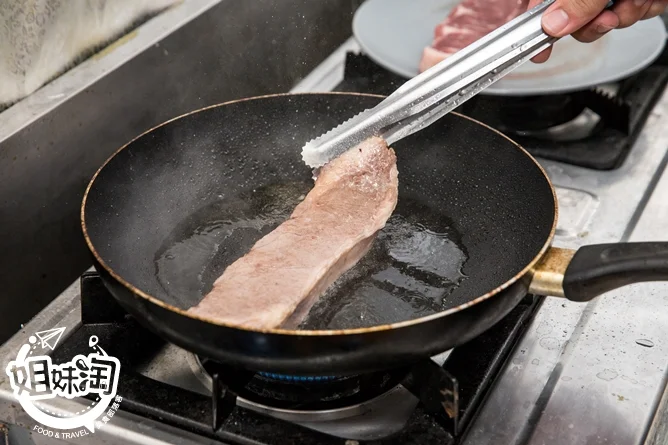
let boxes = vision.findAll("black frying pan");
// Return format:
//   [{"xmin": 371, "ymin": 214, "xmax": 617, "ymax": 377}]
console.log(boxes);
[{"xmin": 81, "ymin": 93, "xmax": 668, "ymax": 376}]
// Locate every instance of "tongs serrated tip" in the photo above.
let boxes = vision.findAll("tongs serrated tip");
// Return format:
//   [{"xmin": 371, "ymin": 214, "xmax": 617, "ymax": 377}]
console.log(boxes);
[{"xmin": 301, "ymin": 108, "xmax": 377, "ymax": 168}]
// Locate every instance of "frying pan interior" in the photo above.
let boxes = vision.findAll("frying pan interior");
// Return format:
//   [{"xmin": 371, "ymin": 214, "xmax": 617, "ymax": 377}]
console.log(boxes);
[{"xmin": 83, "ymin": 93, "xmax": 555, "ymax": 331}]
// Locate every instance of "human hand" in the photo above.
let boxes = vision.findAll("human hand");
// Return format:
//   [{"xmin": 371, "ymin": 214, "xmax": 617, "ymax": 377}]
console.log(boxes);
[{"xmin": 529, "ymin": 0, "xmax": 667, "ymax": 62}]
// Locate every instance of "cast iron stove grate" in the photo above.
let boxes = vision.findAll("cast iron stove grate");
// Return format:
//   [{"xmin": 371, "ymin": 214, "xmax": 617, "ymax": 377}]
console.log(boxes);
[
  {"xmin": 51, "ymin": 272, "xmax": 541, "ymax": 445},
  {"xmin": 334, "ymin": 39, "xmax": 668, "ymax": 170}
]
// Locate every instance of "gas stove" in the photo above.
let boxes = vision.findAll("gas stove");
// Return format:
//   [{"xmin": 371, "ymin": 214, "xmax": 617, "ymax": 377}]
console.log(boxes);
[
  {"xmin": 2, "ymin": 34, "xmax": 668, "ymax": 445},
  {"xmin": 29, "ymin": 272, "xmax": 539, "ymax": 445}
]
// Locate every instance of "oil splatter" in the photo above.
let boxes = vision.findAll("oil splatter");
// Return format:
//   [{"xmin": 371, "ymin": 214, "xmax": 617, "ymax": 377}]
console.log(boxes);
[
  {"xmin": 539, "ymin": 337, "xmax": 561, "ymax": 350},
  {"xmin": 596, "ymin": 369, "xmax": 618, "ymax": 381},
  {"xmin": 621, "ymin": 375, "xmax": 638, "ymax": 384},
  {"xmin": 535, "ymin": 321, "xmax": 552, "ymax": 336}
]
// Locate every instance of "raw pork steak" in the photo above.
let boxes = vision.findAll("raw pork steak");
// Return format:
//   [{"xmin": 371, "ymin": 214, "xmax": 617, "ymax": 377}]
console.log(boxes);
[
  {"xmin": 419, "ymin": 0, "xmax": 529, "ymax": 72},
  {"xmin": 188, "ymin": 137, "xmax": 399, "ymax": 330}
]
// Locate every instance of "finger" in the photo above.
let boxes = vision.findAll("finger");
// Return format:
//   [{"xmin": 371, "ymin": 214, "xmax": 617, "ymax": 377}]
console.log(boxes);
[
  {"xmin": 571, "ymin": 10, "xmax": 620, "ymax": 42},
  {"xmin": 531, "ymin": 47, "xmax": 553, "ymax": 63},
  {"xmin": 642, "ymin": 0, "xmax": 668, "ymax": 19},
  {"xmin": 541, "ymin": 0, "xmax": 611, "ymax": 37},
  {"xmin": 611, "ymin": 0, "xmax": 654, "ymax": 28}
]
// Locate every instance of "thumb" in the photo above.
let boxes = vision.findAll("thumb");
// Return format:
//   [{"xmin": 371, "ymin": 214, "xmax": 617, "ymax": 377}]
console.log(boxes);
[{"xmin": 542, "ymin": 0, "xmax": 611, "ymax": 37}]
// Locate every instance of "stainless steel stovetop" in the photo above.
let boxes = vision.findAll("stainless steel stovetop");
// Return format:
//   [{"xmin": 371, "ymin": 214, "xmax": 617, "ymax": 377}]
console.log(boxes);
[{"xmin": 2, "ymin": 31, "xmax": 668, "ymax": 445}]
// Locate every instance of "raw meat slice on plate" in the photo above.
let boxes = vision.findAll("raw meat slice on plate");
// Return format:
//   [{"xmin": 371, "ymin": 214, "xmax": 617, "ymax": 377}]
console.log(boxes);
[{"xmin": 419, "ymin": 0, "xmax": 529, "ymax": 72}]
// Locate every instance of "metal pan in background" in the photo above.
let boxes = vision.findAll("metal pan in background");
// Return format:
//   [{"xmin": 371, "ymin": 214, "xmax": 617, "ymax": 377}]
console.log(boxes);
[
  {"xmin": 81, "ymin": 93, "xmax": 668, "ymax": 376},
  {"xmin": 352, "ymin": 0, "xmax": 667, "ymax": 96}
]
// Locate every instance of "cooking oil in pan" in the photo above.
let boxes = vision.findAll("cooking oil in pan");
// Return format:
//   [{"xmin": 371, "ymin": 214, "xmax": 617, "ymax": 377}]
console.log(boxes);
[
  {"xmin": 154, "ymin": 182, "xmax": 468, "ymax": 329},
  {"xmin": 154, "ymin": 182, "xmax": 309, "ymax": 303},
  {"xmin": 300, "ymin": 211, "xmax": 468, "ymax": 330}
]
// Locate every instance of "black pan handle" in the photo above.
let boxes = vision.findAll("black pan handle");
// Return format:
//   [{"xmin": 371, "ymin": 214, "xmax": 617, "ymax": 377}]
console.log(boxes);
[
  {"xmin": 529, "ymin": 243, "xmax": 668, "ymax": 302},
  {"xmin": 563, "ymin": 242, "xmax": 668, "ymax": 302}
]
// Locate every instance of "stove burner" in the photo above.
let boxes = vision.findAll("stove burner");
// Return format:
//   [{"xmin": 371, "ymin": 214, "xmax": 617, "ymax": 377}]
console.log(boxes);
[
  {"xmin": 195, "ymin": 356, "xmax": 409, "ymax": 412},
  {"xmin": 463, "ymin": 94, "xmax": 587, "ymax": 133},
  {"xmin": 513, "ymin": 109, "xmax": 601, "ymax": 142},
  {"xmin": 44, "ymin": 272, "xmax": 544, "ymax": 443},
  {"xmin": 258, "ymin": 372, "xmax": 337, "ymax": 382}
]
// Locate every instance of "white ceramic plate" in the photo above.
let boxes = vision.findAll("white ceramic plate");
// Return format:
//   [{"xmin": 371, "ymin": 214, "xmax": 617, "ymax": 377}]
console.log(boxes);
[{"xmin": 352, "ymin": 0, "xmax": 666, "ymax": 96}]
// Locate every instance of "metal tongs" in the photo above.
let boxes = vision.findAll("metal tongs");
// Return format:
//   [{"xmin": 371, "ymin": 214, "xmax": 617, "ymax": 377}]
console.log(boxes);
[{"xmin": 302, "ymin": 0, "xmax": 614, "ymax": 168}]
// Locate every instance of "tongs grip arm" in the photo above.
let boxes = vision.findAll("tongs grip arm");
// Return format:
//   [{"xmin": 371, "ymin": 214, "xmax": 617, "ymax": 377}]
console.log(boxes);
[
  {"xmin": 382, "ymin": 0, "xmax": 619, "ymax": 143},
  {"xmin": 301, "ymin": 0, "xmax": 616, "ymax": 168}
]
